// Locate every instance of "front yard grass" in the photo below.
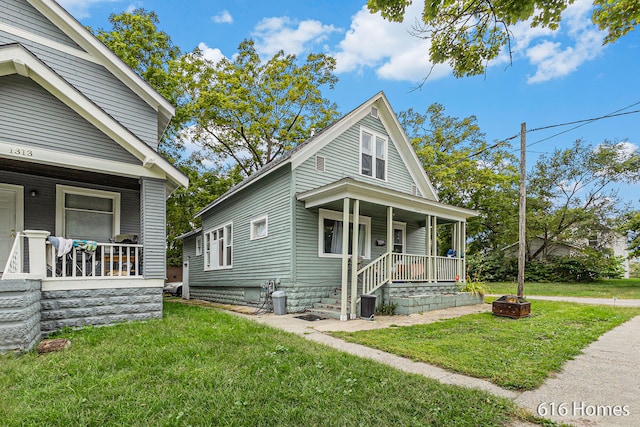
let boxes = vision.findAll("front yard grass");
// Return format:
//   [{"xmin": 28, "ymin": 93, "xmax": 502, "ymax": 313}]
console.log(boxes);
[
  {"xmin": 332, "ymin": 300, "xmax": 640, "ymax": 390},
  {"xmin": 489, "ymin": 278, "xmax": 640, "ymax": 299},
  {"xmin": 0, "ymin": 301, "xmax": 538, "ymax": 427}
]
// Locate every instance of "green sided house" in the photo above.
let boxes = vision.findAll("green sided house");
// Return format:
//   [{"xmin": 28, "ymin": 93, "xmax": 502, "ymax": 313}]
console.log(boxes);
[
  {"xmin": 0, "ymin": 0, "xmax": 187, "ymax": 352},
  {"xmin": 181, "ymin": 92, "xmax": 479, "ymax": 320}
]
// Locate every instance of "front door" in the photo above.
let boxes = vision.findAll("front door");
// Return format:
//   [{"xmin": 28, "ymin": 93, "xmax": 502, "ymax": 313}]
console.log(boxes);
[{"xmin": 0, "ymin": 184, "xmax": 24, "ymax": 272}]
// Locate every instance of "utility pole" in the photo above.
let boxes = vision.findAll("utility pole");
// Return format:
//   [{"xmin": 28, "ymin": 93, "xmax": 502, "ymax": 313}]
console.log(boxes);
[{"xmin": 518, "ymin": 123, "xmax": 526, "ymax": 297}]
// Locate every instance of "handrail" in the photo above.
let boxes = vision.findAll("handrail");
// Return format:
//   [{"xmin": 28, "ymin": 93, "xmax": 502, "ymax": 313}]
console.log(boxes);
[
  {"xmin": 46, "ymin": 242, "xmax": 143, "ymax": 279},
  {"xmin": 1, "ymin": 233, "xmax": 24, "ymax": 279},
  {"xmin": 356, "ymin": 252, "xmax": 391, "ymax": 298}
]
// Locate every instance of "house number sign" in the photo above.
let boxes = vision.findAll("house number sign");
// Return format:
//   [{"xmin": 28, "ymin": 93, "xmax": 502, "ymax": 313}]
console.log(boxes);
[{"xmin": 8, "ymin": 147, "xmax": 34, "ymax": 157}]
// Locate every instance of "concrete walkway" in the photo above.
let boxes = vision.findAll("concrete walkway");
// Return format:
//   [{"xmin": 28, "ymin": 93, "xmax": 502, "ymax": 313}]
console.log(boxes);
[{"xmin": 189, "ymin": 297, "xmax": 640, "ymax": 426}]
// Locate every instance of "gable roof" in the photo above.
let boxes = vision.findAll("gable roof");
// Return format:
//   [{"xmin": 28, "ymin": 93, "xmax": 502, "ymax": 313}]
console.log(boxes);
[
  {"xmin": 195, "ymin": 91, "xmax": 438, "ymax": 217},
  {"xmin": 24, "ymin": 0, "xmax": 175, "ymax": 138},
  {"xmin": 0, "ymin": 43, "xmax": 187, "ymax": 189}
]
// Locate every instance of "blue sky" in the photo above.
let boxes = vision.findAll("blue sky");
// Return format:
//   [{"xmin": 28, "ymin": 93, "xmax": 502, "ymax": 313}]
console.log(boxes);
[{"xmin": 62, "ymin": 0, "xmax": 640, "ymax": 206}]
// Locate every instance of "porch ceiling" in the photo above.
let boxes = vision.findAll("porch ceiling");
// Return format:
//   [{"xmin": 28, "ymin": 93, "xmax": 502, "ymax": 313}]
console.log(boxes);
[
  {"xmin": 0, "ymin": 158, "xmax": 139, "ymax": 190},
  {"xmin": 296, "ymin": 177, "xmax": 477, "ymax": 223}
]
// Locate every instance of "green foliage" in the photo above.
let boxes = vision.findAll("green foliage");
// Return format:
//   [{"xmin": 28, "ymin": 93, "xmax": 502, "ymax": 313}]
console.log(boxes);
[
  {"xmin": 630, "ymin": 263, "xmax": 640, "ymax": 278},
  {"xmin": 527, "ymin": 139, "xmax": 638, "ymax": 263},
  {"xmin": 93, "ymin": 9, "xmax": 192, "ymax": 161},
  {"xmin": 334, "ymin": 300, "xmax": 640, "ymax": 390},
  {"xmin": 186, "ymin": 39, "xmax": 340, "ymax": 177},
  {"xmin": 165, "ymin": 167, "xmax": 241, "ymax": 265},
  {"xmin": 622, "ymin": 210, "xmax": 640, "ymax": 258},
  {"xmin": 0, "ymin": 301, "xmax": 527, "ymax": 426},
  {"xmin": 593, "ymin": 0, "xmax": 640, "ymax": 43},
  {"xmin": 467, "ymin": 250, "xmax": 624, "ymax": 283},
  {"xmin": 368, "ymin": 0, "xmax": 640, "ymax": 78},
  {"xmin": 399, "ymin": 104, "xmax": 519, "ymax": 253},
  {"xmin": 458, "ymin": 277, "xmax": 490, "ymax": 296},
  {"xmin": 375, "ymin": 302, "xmax": 398, "ymax": 315}
]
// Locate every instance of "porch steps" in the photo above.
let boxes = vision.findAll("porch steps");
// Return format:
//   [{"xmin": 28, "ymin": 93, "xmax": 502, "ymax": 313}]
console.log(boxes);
[{"xmin": 305, "ymin": 289, "xmax": 360, "ymax": 320}]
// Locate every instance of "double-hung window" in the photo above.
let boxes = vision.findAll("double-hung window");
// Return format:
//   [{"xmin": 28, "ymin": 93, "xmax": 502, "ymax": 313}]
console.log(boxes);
[
  {"xmin": 360, "ymin": 128, "xmax": 387, "ymax": 180},
  {"xmin": 204, "ymin": 223, "xmax": 233, "ymax": 270},
  {"xmin": 319, "ymin": 209, "xmax": 371, "ymax": 258},
  {"xmin": 56, "ymin": 185, "xmax": 120, "ymax": 242}
]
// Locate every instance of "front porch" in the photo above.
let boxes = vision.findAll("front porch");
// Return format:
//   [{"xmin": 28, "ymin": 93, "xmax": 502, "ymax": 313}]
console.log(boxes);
[{"xmin": 297, "ymin": 178, "xmax": 477, "ymax": 321}]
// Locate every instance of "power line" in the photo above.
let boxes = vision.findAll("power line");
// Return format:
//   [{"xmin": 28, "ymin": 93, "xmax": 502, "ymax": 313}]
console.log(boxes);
[
  {"xmin": 467, "ymin": 100, "xmax": 640, "ymax": 159},
  {"xmin": 526, "ymin": 108, "xmax": 640, "ymax": 149}
]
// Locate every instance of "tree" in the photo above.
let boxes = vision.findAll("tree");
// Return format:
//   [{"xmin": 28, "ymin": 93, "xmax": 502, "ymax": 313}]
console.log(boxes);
[
  {"xmin": 526, "ymin": 139, "xmax": 639, "ymax": 261},
  {"xmin": 93, "ymin": 9, "xmax": 193, "ymax": 161},
  {"xmin": 185, "ymin": 39, "xmax": 340, "ymax": 177},
  {"xmin": 166, "ymin": 166, "xmax": 241, "ymax": 265},
  {"xmin": 367, "ymin": 0, "xmax": 640, "ymax": 78},
  {"xmin": 399, "ymin": 104, "xmax": 519, "ymax": 253},
  {"xmin": 622, "ymin": 211, "xmax": 640, "ymax": 259}
]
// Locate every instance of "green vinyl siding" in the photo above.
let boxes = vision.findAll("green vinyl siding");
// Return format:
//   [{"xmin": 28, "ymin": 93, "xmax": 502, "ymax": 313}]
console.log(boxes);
[
  {"xmin": 190, "ymin": 166, "xmax": 292, "ymax": 289},
  {"xmin": 295, "ymin": 115, "xmax": 418, "ymax": 195}
]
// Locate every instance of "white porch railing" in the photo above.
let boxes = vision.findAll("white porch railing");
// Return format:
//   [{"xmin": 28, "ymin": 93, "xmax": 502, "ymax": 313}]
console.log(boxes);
[
  {"xmin": 46, "ymin": 242, "xmax": 143, "ymax": 279},
  {"xmin": 391, "ymin": 253, "xmax": 428, "ymax": 282},
  {"xmin": 434, "ymin": 256, "xmax": 460, "ymax": 282},
  {"xmin": 356, "ymin": 252, "xmax": 464, "ymax": 297},
  {"xmin": 1, "ymin": 232, "xmax": 25, "ymax": 278}
]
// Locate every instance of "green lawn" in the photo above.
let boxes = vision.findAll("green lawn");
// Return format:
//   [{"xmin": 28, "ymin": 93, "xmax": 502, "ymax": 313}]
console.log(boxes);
[
  {"xmin": 488, "ymin": 278, "xmax": 640, "ymax": 299},
  {"xmin": 333, "ymin": 300, "xmax": 640, "ymax": 390},
  {"xmin": 0, "ymin": 301, "xmax": 539, "ymax": 427}
]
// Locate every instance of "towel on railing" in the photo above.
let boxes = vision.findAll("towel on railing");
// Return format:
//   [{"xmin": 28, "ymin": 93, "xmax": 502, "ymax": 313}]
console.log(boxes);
[
  {"xmin": 47, "ymin": 236, "xmax": 74, "ymax": 258},
  {"xmin": 74, "ymin": 240, "xmax": 97, "ymax": 252}
]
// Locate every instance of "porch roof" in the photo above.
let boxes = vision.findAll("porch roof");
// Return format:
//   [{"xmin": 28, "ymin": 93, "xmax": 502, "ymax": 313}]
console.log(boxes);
[{"xmin": 296, "ymin": 178, "xmax": 477, "ymax": 222}]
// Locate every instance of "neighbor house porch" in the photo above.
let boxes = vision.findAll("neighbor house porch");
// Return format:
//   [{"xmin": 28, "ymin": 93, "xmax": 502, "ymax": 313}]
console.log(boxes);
[
  {"xmin": 297, "ymin": 178, "xmax": 477, "ymax": 320},
  {"xmin": 0, "ymin": 159, "xmax": 169, "ymax": 351}
]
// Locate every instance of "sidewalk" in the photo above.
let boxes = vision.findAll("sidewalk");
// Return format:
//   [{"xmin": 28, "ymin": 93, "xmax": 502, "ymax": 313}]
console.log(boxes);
[{"xmin": 199, "ymin": 296, "xmax": 640, "ymax": 426}]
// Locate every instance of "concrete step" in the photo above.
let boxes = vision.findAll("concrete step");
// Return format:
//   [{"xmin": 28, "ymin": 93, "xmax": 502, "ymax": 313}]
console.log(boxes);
[
  {"xmin": 320, "ymin": 297, "xmax": 341, "ymax": 305},
  {"xmin": 312, "ymin": 302, "xmax": 341, "ymax": 311},
  {"xmin": 306, "ymin": 308, "xmax": 343, "ymax": 320}
]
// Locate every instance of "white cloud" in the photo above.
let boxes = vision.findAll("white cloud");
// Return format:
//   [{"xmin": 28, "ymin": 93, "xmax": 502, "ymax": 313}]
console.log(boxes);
[
  {"xmin": 212, "ymin": 10, "xmax": 233, "ymax": 24},
  {"xmin": 252, "ymin": 17, "xmax": 340, "ymax": 57},
  {"xmin": 518, "ymin": 0, "xmax": 606, "ymax": 83},
  {"xmin": 333, "ymin": 4, "xmax": 451, "ymax": 82},
  {"xmin": 57, "ymin": 0, "xmax": 119, "ymax": 19},
  {"xmin": 197, "ymin": 42, "xmax": 225, "ymax": 63}
]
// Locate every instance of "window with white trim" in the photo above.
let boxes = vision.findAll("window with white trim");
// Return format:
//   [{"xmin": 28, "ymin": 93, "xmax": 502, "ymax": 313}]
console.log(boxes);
[
  {"xmin": 56, "ymin": 185, "xmax": 120, "ymax": 242},
  {"xmin": 360, "ymin": 127, "xmax": 387, "ymax": 180},
  {"xmin": 318, "ymin": 209, "xmax": 371, "ymax": 258},
  {"xmin": 204, "ymin": 223, "xmax": 233, "ymax": 270},
  {"xmin": 195, "ymin": 235, "xmax": 203, "ymax": 256},
  {"xmin": 393, "ymin": 222, "xmax": 406, "ymax": 253},
  {"xmin": 250, "ymin": 215, "xmax": 268, "ymax": 240}
]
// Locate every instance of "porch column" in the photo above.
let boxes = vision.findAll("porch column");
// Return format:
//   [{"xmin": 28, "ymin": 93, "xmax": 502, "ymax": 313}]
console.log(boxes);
[
  {"xmin": 425, "ymin": 215, "xmax": 432, "ymax": 282},
  {"xmin": 340, "ymin": 198, "xmax": 350, "ymax": 322},
  {"xmin": 460, "ymin": 221, "xmax": 466, "ymax": 282},
  {"xmin": 23, "ymin": 230, "xmax": 50, "ymax": 278},
  {"xmin": 350, "ymin": 199, "xmax": 360, "ymax": 319},
  {"xmin": 431, "ymin": 216, "xmax": 438, "ymax": 282},
  {"xmin": 452, "ymin": 222, "xmax": 459, "ymax": 255},
  {"xmin": 387, "ymin": 206, "xmax": 393, "ymax": 283}
]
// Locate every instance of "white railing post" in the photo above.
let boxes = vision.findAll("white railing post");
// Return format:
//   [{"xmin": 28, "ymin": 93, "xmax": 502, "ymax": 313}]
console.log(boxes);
[{"xmin": 23, "ymin": 230, "xmax": 50, "ymax": 279}]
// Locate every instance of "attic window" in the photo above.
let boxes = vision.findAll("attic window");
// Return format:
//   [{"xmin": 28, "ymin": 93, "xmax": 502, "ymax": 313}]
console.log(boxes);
[
  {"xmin": 315, "ymin": 155, "xmax": 326, "ymax": 172},
  {"xmin": 360, "ymin": 127, "xmax": 387, "ymax": 181},
  {"xmin": 370, "ymin": 107, "xmax": 379, "ymax": 119}
]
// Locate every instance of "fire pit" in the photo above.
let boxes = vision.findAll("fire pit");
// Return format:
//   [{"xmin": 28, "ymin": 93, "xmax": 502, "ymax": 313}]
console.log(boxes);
[{"xmin": 492, "ymin": 295, "xmax": 531, "ymax": 319}]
